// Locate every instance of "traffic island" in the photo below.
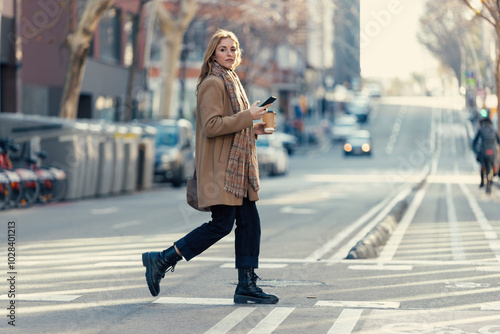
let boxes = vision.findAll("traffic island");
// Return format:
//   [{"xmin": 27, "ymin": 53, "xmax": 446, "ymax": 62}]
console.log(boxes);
[{"xmin": 345, "ymin": 200, "xmax": 408, "ymax": 259}]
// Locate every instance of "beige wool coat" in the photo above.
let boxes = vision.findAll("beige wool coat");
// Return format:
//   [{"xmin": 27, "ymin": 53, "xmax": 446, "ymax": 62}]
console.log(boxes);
[{"xmin": 195, "ymin": 75, "xmax": 260, "ymax": 208}]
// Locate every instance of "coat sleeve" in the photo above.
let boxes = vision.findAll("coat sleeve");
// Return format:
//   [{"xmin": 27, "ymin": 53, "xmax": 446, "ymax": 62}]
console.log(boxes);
[{"xmin": 198, "ymin": 77, "xmax": 254, "ymax": 138}]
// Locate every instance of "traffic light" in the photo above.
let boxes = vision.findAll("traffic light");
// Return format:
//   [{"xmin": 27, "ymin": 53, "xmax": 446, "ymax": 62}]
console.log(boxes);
[{"xmin": 480, "ymin": 108, "xmax": 489, "ymax": 118}]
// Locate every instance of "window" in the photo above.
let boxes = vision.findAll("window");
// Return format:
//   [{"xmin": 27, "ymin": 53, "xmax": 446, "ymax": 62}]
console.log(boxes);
[
  {"xmin": 99, "ymin": 8, "xmax": 121, "ymax": 63},
  {"xmin": 123, "ymin": 12, "xmax": 134, "ymax": 67}
]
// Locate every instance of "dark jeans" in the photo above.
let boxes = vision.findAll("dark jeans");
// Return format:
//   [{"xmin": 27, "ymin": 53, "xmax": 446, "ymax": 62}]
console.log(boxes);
[{"xmin": 175, "ymin": 197, "xmax": 261, "ymax": 268}]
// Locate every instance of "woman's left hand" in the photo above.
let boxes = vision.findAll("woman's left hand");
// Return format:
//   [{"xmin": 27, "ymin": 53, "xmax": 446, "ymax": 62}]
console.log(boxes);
[{"xmin": 253, "ymin": 122, "xmax": 275, "ymax": 135}]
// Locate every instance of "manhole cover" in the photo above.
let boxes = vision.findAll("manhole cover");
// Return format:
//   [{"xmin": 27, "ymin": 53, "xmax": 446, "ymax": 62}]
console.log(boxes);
[{"xmin": 232, "ymin": 280, "xmax": 326, "ymax": 287}]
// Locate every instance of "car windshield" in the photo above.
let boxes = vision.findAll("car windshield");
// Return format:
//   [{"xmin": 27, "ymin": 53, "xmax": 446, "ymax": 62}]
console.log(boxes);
[{"xmin": 155, "ymin": 125, "xmax": 178, "ymax": 146}]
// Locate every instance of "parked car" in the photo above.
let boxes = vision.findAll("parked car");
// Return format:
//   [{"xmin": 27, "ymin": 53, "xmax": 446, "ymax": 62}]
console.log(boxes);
[
  {"xmin": 273, "ymin": 132, "xmax": 298, "ymax": 155},
  {"xmin": 331, "ymin": 115, "xmax": 359, "ymax": 142},
  {"xmin": 256, "ymin": 135, "xmax": 289, "ymax": 176},
  {"xmin": 346, "ymin": 95, "xmax": 372, "ymax": 123},
  {"xmin": 145, "ymin": 119, "xmax": 195, "ymax": 187},
  {"xmin": 343, "ymin": 130, "xmax": 372, "ymax": 156}
]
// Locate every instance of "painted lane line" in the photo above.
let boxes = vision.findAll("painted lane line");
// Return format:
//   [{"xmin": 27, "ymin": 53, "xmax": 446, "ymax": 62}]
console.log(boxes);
[
  {"xmin": 327, "ymin": 182, "xmax": 416, "ymax": 263},
  {"xmin": 327, "ymin": 309, "xmax": 363, "ymax": 334},
  {"xmin": 446, "ymin": 183, "xmax": 466, "ymax": 261},
  {"xmin": 348, "ymin": 265, "xmax": 413, "ymax": 271},
  {"xmin": 205, "ymin": 307, "xmax": 257, "ymax": 334},
  {"xmin": 458, "ymin": 182, "xmax": 500, "ymax": 262},
  {"xmin": 0, "ymin": 294, "xmax": 81, "ymax": 302},
  {"xmin": 307, "ymin": 182, "xmax": 413, "ymax": 263},
  {"xmin": 248, "ymin": 307, "xmax": 295, "ymax": 334},
  {"xmin": 280, "ymin": 206, "xmax": 317, "ymax": 215},
  {"xmin": 378, "ymin": 181, "xmax": 430, "ymax": 263},
  {"xmin": 91, "ymin": 207, "xmax": 119, "ymax": 215},
  {"xmin": 315, "ymin": 301, "xmax": 400, "ymax": 309},
  {"xmin": 153, "ymin": 297, "xmax": 234, "ymax": 305},
  {"xmin": 112, "ymin": 220, "xmax": 141, "ymax": 229}
]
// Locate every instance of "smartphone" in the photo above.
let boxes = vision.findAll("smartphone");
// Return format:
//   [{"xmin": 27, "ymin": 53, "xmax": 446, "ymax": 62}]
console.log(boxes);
[{"xmin": 259, "ymin": 96, "xmax": 277, "ymax": 107}]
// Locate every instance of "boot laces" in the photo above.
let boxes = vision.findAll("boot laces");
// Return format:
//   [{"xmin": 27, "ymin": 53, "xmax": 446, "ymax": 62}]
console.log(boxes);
[
  {"xmin": 160, "ymin": 264, "xmax": 176, "ymax": 279},
  {"xmin": 251, "ymin": 272, "xmax": 261, "ymax": 282}
]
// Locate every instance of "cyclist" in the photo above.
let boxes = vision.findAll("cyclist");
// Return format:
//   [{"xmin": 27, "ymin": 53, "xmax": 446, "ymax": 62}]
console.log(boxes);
[{"xmin": 472, "ymin": 117, "xmax": 500, "ymax": 188}]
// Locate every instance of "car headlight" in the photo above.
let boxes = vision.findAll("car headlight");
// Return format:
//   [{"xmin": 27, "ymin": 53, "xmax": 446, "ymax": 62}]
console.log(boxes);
[
  {"xmin": 362, "ymin": 144, "xmax": 370, "ymax": 152},
  {"xmin": 161, "ymin": 154, "xmax": 174, "ymax": 163},
  {"xmin": 344, "ymin": 143, "xmax": 352, "ymax": 152}
]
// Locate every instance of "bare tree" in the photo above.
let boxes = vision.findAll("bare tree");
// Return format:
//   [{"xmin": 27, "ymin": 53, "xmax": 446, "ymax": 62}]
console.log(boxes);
[
  {"xmin": 462, "ymin": 0, "xmax": 500, "ymax": 132},
  {"xmin": 156, "ymin": 0, "xmax": 197, "ymax": 119},
  {"xmin": 196, "ymin": 0, "xmax": 304, "ymax": 98},
  {"xmin": 418, "ymin": 1, "xmax": 469, "ymax": 87},
  {"xmin": 59, "ymin": 0, "xmax": 114, "ymax": 119}
]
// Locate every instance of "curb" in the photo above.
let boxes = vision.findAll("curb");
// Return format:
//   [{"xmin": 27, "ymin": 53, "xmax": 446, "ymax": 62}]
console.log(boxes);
[{"xmin": 345, "ymin": 200, "xmax": 408, "ymax": 259}]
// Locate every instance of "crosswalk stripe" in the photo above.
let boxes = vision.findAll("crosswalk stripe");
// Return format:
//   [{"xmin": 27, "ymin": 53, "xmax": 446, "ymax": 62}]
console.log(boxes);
[
  {"xmin": 481, "ymin": 302, "xmax": 500, "ymax": 310},
  {"xmin": 248, "ymin": 307, "xmax": 295, "ymax": 334},
  {"xmin": 327, "ymin": 309, "xmax": 363, "ymax": 334},
  {"xmin": 0, "ymin": 294, "xmax": 81, "ymax": 302},
  {"xmin": 315, "ymin": 301, "xmax": 400, "ymax": 309},
  {"xmin": 204, "ymin": 307, "xmax": 257, "ymax": 334},
  {"xmin": 153, "ymin": 297, "xmax": 234, "ymax": 305},
  {"xmin": 219, "ymin": 263, "xmax": 288, "ymax": 269},
  {"xmin": 247, "ymin": 307, "xmax": 295, "ymax": 334}
]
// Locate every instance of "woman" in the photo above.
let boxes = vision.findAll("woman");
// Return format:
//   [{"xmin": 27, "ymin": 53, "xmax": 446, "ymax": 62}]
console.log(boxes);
[{"xmin": 142, "ymin": 29, "xmax": 278, "ymax": 304}]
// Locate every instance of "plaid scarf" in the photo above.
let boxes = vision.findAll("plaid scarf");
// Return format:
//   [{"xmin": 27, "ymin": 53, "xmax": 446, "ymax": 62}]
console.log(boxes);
[{"xmin": 210, "ymin": 61, "xmax": 260, "ymax": 198}]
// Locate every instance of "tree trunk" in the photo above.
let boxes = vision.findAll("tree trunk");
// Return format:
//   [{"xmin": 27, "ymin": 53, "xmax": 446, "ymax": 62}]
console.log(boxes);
[
  {"xmin": 159, "ymin": 31, "xmax": 184, "ymax": 119},
  {"xmin": 124, "ymin": 1, "xmax": 146, "ymax": 122},
  {"xmin": 59, "ymin": 0, "xmax": 114, "ymax": 119},
  {"xmin": 156, "ymin": 0, "xmax": 197, "ymax": 119}
]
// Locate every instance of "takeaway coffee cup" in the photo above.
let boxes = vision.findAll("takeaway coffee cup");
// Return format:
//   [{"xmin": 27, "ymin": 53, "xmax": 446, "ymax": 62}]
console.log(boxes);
[{"xmin": 262, "ymin": 111, "xmax": 276, "ymax": 133}]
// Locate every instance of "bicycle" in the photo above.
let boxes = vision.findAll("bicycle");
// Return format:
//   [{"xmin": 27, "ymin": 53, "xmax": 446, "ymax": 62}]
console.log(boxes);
[
  {"xmin": 25, "ymin": 151, "xmax": 67, "ymax": 204},
  {"xmin": 0, "ymin": 138, "xmax": 39, "ymax": 208},
  {"xmin": 482, "ymin": 155, "xmax": 497, "ymax": 195},
  {"xmin": 0, "ymin": 170, "xmax": 11, "ymax": 210}
]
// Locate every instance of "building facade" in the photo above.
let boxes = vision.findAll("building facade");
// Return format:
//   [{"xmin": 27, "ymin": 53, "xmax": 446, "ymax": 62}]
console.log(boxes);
[{"xmin": 333, "ymin": 0, "xmax": 360, "ymax": 90}]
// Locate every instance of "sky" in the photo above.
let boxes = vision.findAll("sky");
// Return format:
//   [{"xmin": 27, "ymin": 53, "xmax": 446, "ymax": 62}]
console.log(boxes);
[{"xmin": 359, "ymin": 0, "xmax": 435, "ymax": 79}]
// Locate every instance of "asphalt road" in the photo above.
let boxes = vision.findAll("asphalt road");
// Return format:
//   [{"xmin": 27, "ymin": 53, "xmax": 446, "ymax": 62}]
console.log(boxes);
[{"xmin": 2, "ymin": 96, "xmax": 500, "ymax": 333}]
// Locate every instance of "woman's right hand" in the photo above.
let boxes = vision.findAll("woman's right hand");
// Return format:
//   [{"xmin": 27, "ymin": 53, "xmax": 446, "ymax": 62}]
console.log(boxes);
[{"xmin": 249, "ymin": 101, "xmax": 270, "ymax": 120}]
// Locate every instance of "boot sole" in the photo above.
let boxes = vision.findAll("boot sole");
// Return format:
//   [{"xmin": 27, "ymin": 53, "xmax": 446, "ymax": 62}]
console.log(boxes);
[
  {"xmin": 234, "ymin": 294, "xmax": 279, "ymax": 304},
  {"xmin": 142, "ymin": 252, "xmax": 159, "ymax": 297}
]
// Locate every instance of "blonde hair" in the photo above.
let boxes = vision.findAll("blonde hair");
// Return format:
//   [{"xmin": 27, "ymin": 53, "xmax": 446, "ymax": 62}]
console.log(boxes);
[{"xmin": 196, "ymin": 29, "xmax": 242, "ymax": 93}]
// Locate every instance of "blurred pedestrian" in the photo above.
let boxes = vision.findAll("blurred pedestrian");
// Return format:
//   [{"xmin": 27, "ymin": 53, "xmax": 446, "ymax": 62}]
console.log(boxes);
[
  {"xmin": 142, "ymin": 29, "xmax": 278, "ymax": 304},
  {"xmin": 473, "ymin": 116, "xmax": 500, "ymax": 188}
]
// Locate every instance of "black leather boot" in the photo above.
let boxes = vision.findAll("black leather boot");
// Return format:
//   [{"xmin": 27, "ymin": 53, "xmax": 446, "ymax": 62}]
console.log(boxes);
[
  {"xmin": 142, "ymin": 246, "xmax": 182, "ymax": 297},
  {"xmin": 234, "ymin": 268, "xmax": 279, "ymax": 304}
]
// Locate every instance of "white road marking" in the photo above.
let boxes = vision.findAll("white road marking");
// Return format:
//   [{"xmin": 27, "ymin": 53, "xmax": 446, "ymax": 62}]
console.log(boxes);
[
  {"xmin": 446, "ymin": 183, "xmax": 466, "ymax": 261},
  {"xmin": 220, "ymin": 263, "xmax": 288, "ymax": 269},
  {"xmin": 153, "ymin": 297, "xmax": 234, "ymax": 305},
  {"xmin": 343, "ymin": 258, "xmax": 499, "ymax": 266},
  {"xmin": 327, "ymin": 182, "xmax": 415, "ymax": 263},
  {"xmin": 378, "ymin": 181, "xmax": 430, "ymax": 262},
  {"xmin": 91, "ymin": 207, "xmax": 119, "ymax": 215},
  {"xmin": 327, "ymin": 309, "xmax": 363, "ymax": 334},
  {"xmin": 280, "ymin": 206, "xmax": 317, "ymax": 214},
  {"xmin": 306, "ymin": 182, "xmax": 413, "ymax": 263},
  {"xmin": 458, "ymin": 182, "xmax": 500, "ymax": 262},
  {"xmin": 315, "ymin": 300, "xmax": 400, "ymax": 309},
  {"xmin": 348, "ymin": 265, "xmax": 413, "ymax": 271},
  {"xmin": 112, "ymin": 220, "xmax": 141, "ymax": 229},
  {"xmin": 248, "ymin": 307, "xmax": 295, "ymax": 334},
  {"xmin": 481, "ymin": 302, "xmax": 500, "ymax": 310},
  {"xmin": 0, "ymin": 294, "xmax": 81, "ymax": 302},
  {"xmin": 205, "ymin": 307, "xmax": 257, "ymax": 334}
]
